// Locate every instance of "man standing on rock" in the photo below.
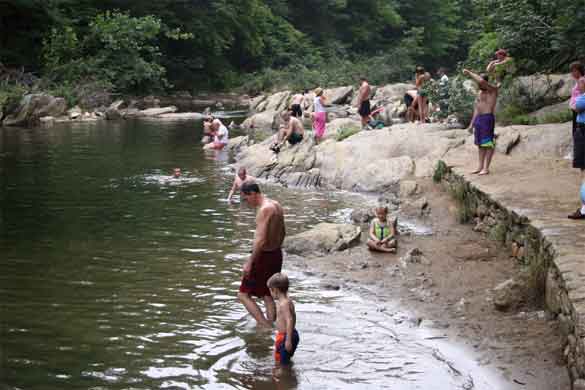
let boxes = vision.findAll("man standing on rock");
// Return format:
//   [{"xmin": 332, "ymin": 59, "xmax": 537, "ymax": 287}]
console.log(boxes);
[
  {"xmin": 464, "ymin": 68, "xmax": 499, "ymax": 175},
  {"xmin": 357, "ymin": 77, "xmax": 372, "ymax": 130},
  {"xmin": 238, "ymin": 182, "xmax": 286, "ymax": 326}
]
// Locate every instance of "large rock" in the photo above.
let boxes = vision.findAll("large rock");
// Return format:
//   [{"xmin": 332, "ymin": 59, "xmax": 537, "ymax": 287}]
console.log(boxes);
[
  {"xmin": 493, "ymin": 277, "xmax": 527, "ymax": 311},
  {"xmin": 372, "ymin": 83, "xmax": 415, "ymax": 103},
  {"xmin": 527, "ymin": 99, "xmax": 571, "ymax": 123},
  {"xmin": 263, "ymin": 91, "xmax": 291, "ymax": 112},
  {"xmin": 324, "ymin": 86, "xmax": 354, "ymax": 105},
  {"xmin": 236, "ymin": 122, "xmax": 465, "ymax": 192},
  {"xmin": 249, "ymin": 95, "xmax": 266, "ymax": 111},
  {"xmin": 504, "ymin": 122, "xmax": 572, "ymax": 159},
  {"xmin": 283, "ymin": 223, "xmax": 361, "ymax": 255},
  {"xmin": 226, "ymin": 136, "xmax": 250, "ymax": 155},
  {"xmin": 124, "ymin": 106, "xmax": 177, "ymax": 118},
  {"xmin": 3, "ymin": 94, "xmax": 67, "ymax": 127},
  {"xmin": 513, "ymin": 73, "xmax": 574, "ymax": 109},
  {"xmin": 105, "ymin": 100, "xmax": 125, "ymax": 120},
  {"xmin": 241, "ymin": 110, "xmax": 278, "ymax": 131},
  {"xmin": 324, "ymin": 118, "xmax": 362, "ymax": 140}
]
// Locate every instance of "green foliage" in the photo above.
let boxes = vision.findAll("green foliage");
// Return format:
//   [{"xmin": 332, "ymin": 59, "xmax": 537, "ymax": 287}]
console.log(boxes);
[
  {"xmin": 42, "ymin": 11, "xmax": 190, "ymax": 93},
  {"xmin": 433, "ymin": 160, "xmax": 449, "ymax": 183},
  {"xmin": 336, "ymin": 126, "xmax": 361, "ymax": 142},
  {"xmin": 0, "ymin": 80, "xmax": 27, "ymax": 114},
  {"xmin": 465, "ymin": 32, "xmax": 501, "ymax": 70},
  {"xmin": 447, "ymin": 74, "xmax": 476, "ymax": 126}
]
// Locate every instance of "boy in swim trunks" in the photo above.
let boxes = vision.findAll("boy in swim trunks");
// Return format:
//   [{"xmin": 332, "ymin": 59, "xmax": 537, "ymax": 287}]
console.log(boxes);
[
  {"xmin": 367, "ymin": 206, "xmax": 397, "ymax": 253},
  {"xmin": 290, "ymin": 91, "xmax": 306, "ymax": 118},
  {"xmin": 267, "ymin": 273, "xmax": 299, "ymax": 365},
  {"xmin": 464, "ymin": 68, "xmax": 499, "ymax": 175},
  {"xmin": 357, "ymin": 77, "xmax": 372, "ymax": 129},
  {"xmin": 568, "ymin": 77, "xmax": 585, "ymax": 220}
]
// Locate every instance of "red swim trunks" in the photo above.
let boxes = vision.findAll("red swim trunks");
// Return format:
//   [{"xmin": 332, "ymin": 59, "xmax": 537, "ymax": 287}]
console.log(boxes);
[
  {"xmin": 239, "ymin": 249, "xmax": 283, "ymax": 297},
  {"xmin": 274, "ymin": 329, "xmax": 300, "ymax": 364}
]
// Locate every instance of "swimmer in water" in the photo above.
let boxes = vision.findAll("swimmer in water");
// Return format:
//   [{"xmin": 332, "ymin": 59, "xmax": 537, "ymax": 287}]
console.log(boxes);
[
  {"xmin": 173, "ymin": 168, "xmax": 181, "ymax": 178},
  {"xmin": 227, "ymin": 167, "xmax": 255, "ymax": 202}
]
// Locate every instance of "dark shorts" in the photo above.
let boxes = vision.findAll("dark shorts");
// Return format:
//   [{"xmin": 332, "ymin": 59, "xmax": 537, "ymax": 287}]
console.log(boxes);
[
  {"xmin": 404, "ymin": 93, "xmax": 414, "ymax": 108},
  {"xmin": 291, "ymin": 104, "xmax": 302, "ymax": 118},
  {"xmin": 288, "ymin": 132, "xmax": 303, "ymax": 145},
  {"xmin": 473, "ymin": 113, "xmax": 496, "ymax": 148},
  {"xmin": 275, "ymin": 329, "xmax": 300, "ymax": 365},
  {"xmin": 239, "ymin": 249, "xmax": 283, "ymax": 297},
  {"xmin": 358, "ymin": 100, "xmax": 371, "ymax": 117},
  {"xmin": 574, "ymin": 123, "xmax": 585, "ymax": 169}
]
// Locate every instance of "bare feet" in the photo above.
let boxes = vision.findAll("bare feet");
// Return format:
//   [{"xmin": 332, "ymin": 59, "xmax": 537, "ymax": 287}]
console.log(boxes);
[
  {"xmin": 471, "ymin": 169, "xmax": 482, "ymax": 174},
  {"xmin": 478, "ymin": 170, "xmax": 489, "ymax": 176}
]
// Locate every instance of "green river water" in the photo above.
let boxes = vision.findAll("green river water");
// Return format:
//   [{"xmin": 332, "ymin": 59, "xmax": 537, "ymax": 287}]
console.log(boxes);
[{"xmin": 0, "ymin": 117, "xmax": 505, "ymax": 389}]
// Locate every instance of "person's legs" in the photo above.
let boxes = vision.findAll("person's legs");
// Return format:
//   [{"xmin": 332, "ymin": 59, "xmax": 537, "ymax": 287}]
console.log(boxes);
[
  {"xmin": 417, "ymin": 96, "xmax": 424, "ymax": 123},
  {"xmin": 263, "ymin": 295, "xmax": 277, "ymax": 322},
  {"xmin": 479, "ymin": 147, "xmax": 495, "ymax": 175},
  {"xmin": 238, "ymin": 292, "xmax": 271, "ymax": 326},
  {"xmin": 472, "ymin": 147, "xmax": 486, "ymax": 174}
]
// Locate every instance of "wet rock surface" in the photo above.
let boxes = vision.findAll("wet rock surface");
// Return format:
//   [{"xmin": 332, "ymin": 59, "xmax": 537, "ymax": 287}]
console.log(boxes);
[{"xmin": 283, "ymin": 223, "xmax": 361, "ymax": 255}]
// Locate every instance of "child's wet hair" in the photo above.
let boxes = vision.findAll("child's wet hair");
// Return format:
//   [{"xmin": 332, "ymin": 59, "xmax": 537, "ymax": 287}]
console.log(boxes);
[
  {"xmin": 375, "ymin": 206, "xmax": 388, "ymax": 215},
  {"xmin": 267, "ymin": 272, "xmax": 289, "ymax": 293}
]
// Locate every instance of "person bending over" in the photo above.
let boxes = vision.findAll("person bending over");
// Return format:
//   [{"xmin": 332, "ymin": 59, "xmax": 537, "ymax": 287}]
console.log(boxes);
[
  {"xmin": 270, "ymin": 110, "xmax": 304, "ymax": 153},
  {"xmin": 227, "ymin": 167, "xmax": 256, "ymax": 202}
]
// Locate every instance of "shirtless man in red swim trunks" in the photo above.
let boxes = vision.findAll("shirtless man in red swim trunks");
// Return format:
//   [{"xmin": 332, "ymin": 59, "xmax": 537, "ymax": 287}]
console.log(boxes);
[{"xmin": 238, "ymin": 182, "xmax": 286, "ymax": 327}]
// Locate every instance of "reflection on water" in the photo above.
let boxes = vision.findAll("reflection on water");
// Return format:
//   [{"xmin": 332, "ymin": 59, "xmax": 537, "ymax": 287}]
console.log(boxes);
[{"xmin": 1, "ymin": 119, "xmax": 504, "ymax": 389}]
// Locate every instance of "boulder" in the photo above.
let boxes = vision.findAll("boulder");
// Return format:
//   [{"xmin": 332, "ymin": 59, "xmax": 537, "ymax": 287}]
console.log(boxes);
[
  {"xmin": 399, "ymin": 180, "xmax": 419, "ymax": 198},
  {"xmin": 325, "ymin": 118, "xmax": 362, "ymax": 140},
  {"xmin": 105, "ymin": 100, "xmax": 125, "ymax": 120},
  {"xmin": 236, "ymin": 121, "xmax": 466, "ymax": 192},
  {"xmin": 504, "ymin": 123, "xmax": 572, "ymax": 159},
  {"xmin": 226, "ymin": 136, "xmax": 250, "ymax": 155},
  {"xmin": 324, "ymin": 86, "xmax": 354, "ymax": 105},
  {"xmin": 241, "ymin": 110, "xmax": 278, "ymax": 131},
  {"xmin": 283, "ymin": 223, "xmax": 361, "ymax": 255},
  {"xmin": 493, "ymin": 277, "xmax": 527, "ymax": 311},
  {"xmin": 249, "ymin": 95, "xmax": 266, "ymax": 111},
  {"xmin": 68, "ymin": 106, "xmax": 82, "ymax": 120},
  {"xmin": 263, "ymin": 91, "xmax": 291, "ymax": 112},
  {"xmin": 527, "ymin": 99, "xmax": 571, "ymax": 123},
  {"xmin": 125, "ymin": 106, "xmax": 177, "ymax": 118},
  {"xmin": 495, "ymin": 127, "xmax": 521, "ymax": 155},
  {"xmin": 513, "ymin": 73, "xmax": 575, "ymax": 109},
  {"xmin": 373, "ymin": 83, "xmax": 415, "ymax": 103},
  {"xmin": 400, "ymin": 248, "xmax": 431, "ymax": 266},
  {"xmin": 3, "ymin": 94, "xmax": 67, "ymax": 127},
  {"xmin": 39, "ymin": 116, "xmax": 55, "ymax": 126},
  {"xmin": 147, "ymin": 112, "xmax": 205, "ymax": 121}
]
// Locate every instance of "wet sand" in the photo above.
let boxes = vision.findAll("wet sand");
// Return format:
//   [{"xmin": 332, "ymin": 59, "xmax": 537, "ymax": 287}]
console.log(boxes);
[{"xmin": 288, "ymin": 179, "xmax": 570, "ymax": 390}]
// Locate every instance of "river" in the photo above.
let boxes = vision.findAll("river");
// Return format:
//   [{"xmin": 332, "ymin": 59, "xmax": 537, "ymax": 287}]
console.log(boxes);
[{"xmin": 0, "ymin": 117, "xmax": 508, "ymax": 389}]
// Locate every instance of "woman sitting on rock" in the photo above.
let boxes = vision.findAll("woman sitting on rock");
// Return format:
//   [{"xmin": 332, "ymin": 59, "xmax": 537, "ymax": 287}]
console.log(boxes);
[{"xmin": 367, "ymin": 206, "xmax": 397, "ymax": 253}]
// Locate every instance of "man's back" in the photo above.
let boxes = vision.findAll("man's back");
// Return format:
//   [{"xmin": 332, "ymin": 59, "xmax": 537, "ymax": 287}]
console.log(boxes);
[
  {"xmin": 477, "ymin": 88, "xmax": 498, "ymax": 114},
  {"xmin": 259, "ymin": 199, "xmax": 285, "ymax": 250}
]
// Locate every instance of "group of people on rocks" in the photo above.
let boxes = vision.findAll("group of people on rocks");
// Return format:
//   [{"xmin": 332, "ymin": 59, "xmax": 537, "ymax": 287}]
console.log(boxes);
[{"xmin": 206, "ymin": 49, "xmax": 585, "ymax": 373}]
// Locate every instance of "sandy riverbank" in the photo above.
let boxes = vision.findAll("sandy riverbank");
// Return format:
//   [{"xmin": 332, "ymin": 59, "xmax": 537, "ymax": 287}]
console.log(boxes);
[{"xmin": 284, "ymin": 178, "xmax": 570, "ymax": 389}]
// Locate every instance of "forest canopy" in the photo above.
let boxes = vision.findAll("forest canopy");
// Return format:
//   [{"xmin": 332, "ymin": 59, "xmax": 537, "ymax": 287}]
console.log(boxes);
[{"xmin": 1, "ymin": 0, "xmax": 583, "ymax": 94}]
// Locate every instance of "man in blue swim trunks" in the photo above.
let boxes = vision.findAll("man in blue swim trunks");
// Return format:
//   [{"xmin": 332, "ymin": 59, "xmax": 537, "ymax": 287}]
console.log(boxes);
[{"xmin": 464, "ymin": 68, "xmax": 500, "ymax": 175}]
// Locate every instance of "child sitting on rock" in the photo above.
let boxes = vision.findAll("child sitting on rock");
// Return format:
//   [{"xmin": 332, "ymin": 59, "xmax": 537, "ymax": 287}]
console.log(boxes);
[{"xmin": 367, "ymin": 206, "xmax": 397, "ymax": 253}]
